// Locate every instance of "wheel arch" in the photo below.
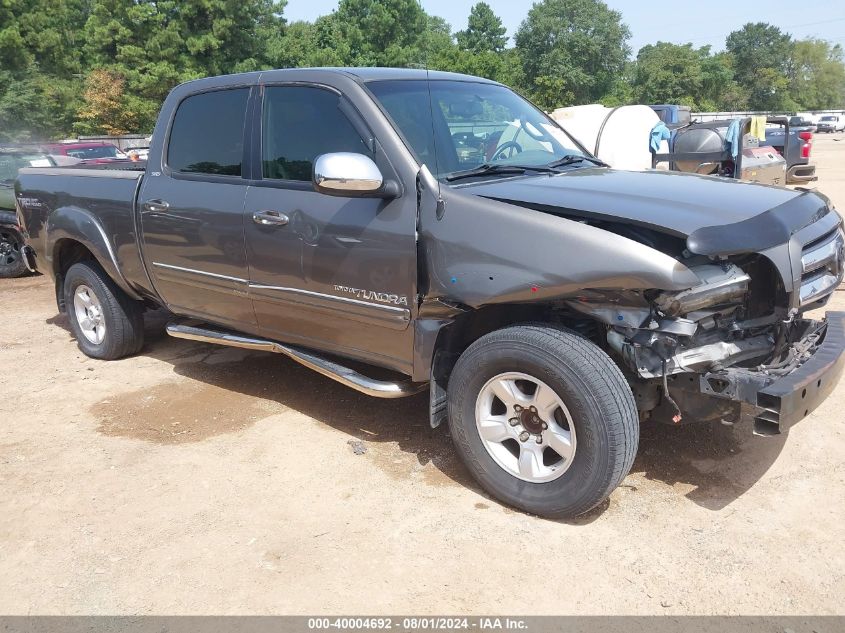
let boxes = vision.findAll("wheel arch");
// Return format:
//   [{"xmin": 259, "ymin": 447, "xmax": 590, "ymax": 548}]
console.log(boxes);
[
  {"xmin": 417, "ymin": 299, "xmax": 608, "ymax": 429},
  {"xmin": 46, "ymin": 207, "xmax": 142, "ymax": 310}
]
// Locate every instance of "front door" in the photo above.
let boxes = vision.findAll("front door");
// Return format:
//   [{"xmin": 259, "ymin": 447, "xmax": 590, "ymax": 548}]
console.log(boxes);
[
  {"xmin": 139, "ymin": 87, "xmax": 255, "ymax": 327},
  {"xmin": 243, "ymin": 84, "xmax": 417, "ymax": 372}
]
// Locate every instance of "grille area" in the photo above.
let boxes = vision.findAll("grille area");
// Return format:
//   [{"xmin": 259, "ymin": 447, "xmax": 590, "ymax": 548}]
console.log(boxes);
[{"xmin": 800, "ymin": 228, "xmax": 845, "ymax": 306}]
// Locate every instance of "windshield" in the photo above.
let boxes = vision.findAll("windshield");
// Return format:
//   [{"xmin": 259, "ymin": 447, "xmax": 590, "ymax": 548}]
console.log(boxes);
[
  {"xmin": 821, "ymin": 116, "xmax": 836, "ymax": 121},
  {"xmin": 367, "ymin": 79, "xmax": 588, "ymax": 180},
  {"xmin": 65, "ymin": 145, "xmax": 124, "ymax": 160}
]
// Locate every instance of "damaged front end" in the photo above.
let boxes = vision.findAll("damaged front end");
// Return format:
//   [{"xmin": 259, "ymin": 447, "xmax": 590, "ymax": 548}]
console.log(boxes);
[{"xmin": 568, "ymin": 250, "xmax": 845, "ymax": 434}]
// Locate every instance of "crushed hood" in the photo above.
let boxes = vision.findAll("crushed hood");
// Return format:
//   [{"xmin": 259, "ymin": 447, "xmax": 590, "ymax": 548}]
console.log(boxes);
[{"xmin": 463, "ymin": 167, "xmax": 809, "ymax": 238}]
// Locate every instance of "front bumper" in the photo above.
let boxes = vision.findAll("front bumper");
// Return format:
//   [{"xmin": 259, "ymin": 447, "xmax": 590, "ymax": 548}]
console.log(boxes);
[{"xmin": 692, "ymin": 312, "xmax": 845, "ymax": 434}]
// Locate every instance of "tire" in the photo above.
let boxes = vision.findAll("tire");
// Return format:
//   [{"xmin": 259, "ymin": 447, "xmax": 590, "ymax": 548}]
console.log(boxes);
[
  {"xmin": 447, "ymin": 325, "xmax": 638, "ymax": 518},
  {"xmin": 0, "ymin": 227, "xmax": 28, "ymax": 278},
  {"xmin": 64, "ymin": 260, "xmax": 144, "ymax": 360}
]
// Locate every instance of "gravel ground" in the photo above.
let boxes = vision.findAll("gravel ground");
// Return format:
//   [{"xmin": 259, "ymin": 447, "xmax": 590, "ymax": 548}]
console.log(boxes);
[{"xmin": 1, "ymin": 135, "xmax": 844, "ymax": 615}]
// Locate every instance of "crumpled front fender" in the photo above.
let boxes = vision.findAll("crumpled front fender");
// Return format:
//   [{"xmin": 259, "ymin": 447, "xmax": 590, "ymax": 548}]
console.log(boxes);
[{"xmin": 418, "ymin": 167, "xmax": 700, "ymax": 309}]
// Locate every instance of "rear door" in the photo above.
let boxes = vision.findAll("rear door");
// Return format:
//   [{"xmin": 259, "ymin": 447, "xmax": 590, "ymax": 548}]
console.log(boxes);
[
  {"xmin": 139, "ymin": 87, "xmax": 256, "ymax": 327},
  {"xmin": 242, "ymin": 83, "xmax": 416, "ymax": 372}
]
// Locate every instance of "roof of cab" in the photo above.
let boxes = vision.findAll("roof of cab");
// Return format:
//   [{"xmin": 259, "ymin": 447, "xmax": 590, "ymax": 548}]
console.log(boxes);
[
  {"xmin": 174, "ymin": 67, "xmax": 499, "ymax": 93},
  {"xmin": 331, "ymin": 67, "xmax": 499, "ymax": 83}
]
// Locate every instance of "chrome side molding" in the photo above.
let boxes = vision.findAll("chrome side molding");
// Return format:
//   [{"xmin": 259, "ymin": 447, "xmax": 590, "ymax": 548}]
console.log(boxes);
[{"xmin": 166, "ymin": 320, "xmax": 426, "ymax": 399}]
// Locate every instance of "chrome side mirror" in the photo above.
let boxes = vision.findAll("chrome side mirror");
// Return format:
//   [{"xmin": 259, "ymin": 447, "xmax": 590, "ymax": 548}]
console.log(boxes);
[{"xmin": 313, "ymin": 152, "xmax": 386, "ymax": 197}]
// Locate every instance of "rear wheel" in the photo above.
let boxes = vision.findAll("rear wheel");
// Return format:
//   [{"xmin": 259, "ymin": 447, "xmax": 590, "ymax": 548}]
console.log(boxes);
[
  {"xmin": 447, "ymin": 325, "xmax": 639, "ymax": 518},
  {"xmin": 64, "ymin": 261, "xmax": 144, "ymax": 360},
  {"xmin": 0, "ymin": 227, "xmax": 27, "ymax": 278}
]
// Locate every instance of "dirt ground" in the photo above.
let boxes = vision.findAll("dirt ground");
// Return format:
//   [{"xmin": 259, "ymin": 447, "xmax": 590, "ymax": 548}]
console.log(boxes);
[{"xmin": 2, "ymin": 136, "xmax": 844, "ymax": 616}]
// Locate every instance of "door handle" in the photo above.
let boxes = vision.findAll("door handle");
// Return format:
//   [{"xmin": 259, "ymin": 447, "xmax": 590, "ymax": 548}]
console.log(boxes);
[
  {"xmin": 252, "ymin": 210, "xmax": 289, "ymax": 226},
  {"xmin": 142, "ymin": 199, "xmax": 170, "ymax": 214}
]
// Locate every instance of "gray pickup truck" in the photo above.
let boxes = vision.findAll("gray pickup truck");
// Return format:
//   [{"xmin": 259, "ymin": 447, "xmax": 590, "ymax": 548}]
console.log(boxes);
[{"xmin": 15, "ymin": 69, "xmax": 845, "ymax": 518}]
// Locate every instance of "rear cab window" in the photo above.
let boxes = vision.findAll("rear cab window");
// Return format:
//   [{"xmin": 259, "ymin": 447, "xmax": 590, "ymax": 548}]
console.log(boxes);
[{"xmin": 167, "ymin": 89, "xmax": 250, "ymax": 176}]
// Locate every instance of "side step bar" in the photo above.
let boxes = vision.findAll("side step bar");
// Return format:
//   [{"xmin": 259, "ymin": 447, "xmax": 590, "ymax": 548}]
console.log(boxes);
[{"xmin": 166, "ymin": 321, "xmax": 427, "ymax": 399}]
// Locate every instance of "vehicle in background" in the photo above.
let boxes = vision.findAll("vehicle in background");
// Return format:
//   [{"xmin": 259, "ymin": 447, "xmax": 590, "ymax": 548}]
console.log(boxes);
[
  {"xmin": 649, "ymin": 104, "xmax": 692, "ymax": 129},
  {"xmin": 765, "ymin": 126, "xmax": 817, "ymax": 183},
  {"xmin": 788, "ymin": 116, "xmax": 816, "ymax": 133},
  {"xmin": 564, "ymin": 105, "xmax": 802, "ymax": 185},
  {"xmin": 15, "ymin": 69, "xmax": 845, "ymax": 518},
  {"xmin": 0, "ymin": 147, "xmax": 53, "ymax": 277},
  {"xmin": 651, "ymin": 108, "xmax": 816, "ymax": 183},
  {"xmin": 816, "ymin": 115, "xmax": 844, "ymax": 133},
  {"xmin": 126, "ymin": 146, "xmax": 150, "ymax": 162},
  {"xmin": 650, "ymin": 115, "xmax": 790, "ymax": 185},
  {"xmin": 43, "ymin": 141, "xmax": 128, "ymax": 164}
]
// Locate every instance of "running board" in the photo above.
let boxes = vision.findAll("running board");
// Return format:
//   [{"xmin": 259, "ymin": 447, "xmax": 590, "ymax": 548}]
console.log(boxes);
[{"xmin": 166, "ymin": 321, "xmax": 426, "ymax": 399}]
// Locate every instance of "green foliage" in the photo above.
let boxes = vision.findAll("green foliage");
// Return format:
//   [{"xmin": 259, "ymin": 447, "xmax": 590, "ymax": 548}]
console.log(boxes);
[
  {"xmin": 1, "ymin": 0, "xmax": 844, "ymax": 142},
  {"xmin": 634, "ymin": 42, "xmax": 705, "ymax": 106},
  {"xmin": 726, "ymin": 22, "xmax": 794, "ymax": 111},
  {"xmin": 788, "ymin": 39, "xmax": 845, "ymax": 111},
  {"xmin": 632, "ymin": 43, "xmax": 747, "ymax": 111},
  {"xmin": 514, "ymin": 0, "xmax": 631, "ymax": 109},
  {"xmin": 81, "ymin": 0, "xmax": 286, "ymax": 131},
  {"xmin": 457, "ymin": 2, "xmax": 507, "ymax": 53},
  {"xmin": 332, "ymin": 0, "xmax": 429, "ymax": 66},
  {"xmin": 0, "ymin": 71, "xmax": 82, "ymax": 142}
]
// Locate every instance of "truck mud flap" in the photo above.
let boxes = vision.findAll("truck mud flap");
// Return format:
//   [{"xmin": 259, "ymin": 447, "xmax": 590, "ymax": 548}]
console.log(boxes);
[{"xmin": 21, "ymin": 245, "xmax": 37, "ymax": 273}]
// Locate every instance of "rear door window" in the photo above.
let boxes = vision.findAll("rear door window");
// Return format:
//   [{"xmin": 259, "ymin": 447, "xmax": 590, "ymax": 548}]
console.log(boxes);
[
  {"xmin": 167, "ymin": 88, "xmax": 249, "ymax": 176},
  {"xmin": 261, "ymin": 86, "xmax": 372, "ymax": 182}
]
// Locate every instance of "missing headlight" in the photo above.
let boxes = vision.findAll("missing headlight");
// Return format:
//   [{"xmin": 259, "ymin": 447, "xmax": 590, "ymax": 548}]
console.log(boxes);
[{"xmin": 655, "ymin": 263, "xmax": 749, "ymax": 317}]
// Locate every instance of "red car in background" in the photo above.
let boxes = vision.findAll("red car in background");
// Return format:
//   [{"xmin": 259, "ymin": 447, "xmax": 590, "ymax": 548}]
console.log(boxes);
[{"xmin": 43, "ymin": 141, "xmax": 128, "ymax": 164}]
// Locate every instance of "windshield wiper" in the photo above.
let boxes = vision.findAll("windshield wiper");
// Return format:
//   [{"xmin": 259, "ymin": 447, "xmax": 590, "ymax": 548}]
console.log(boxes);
[
  {"xmin": 546, "ymin": 155, "xmax": 609, "ymax": 169},
  {"xmin": 445, "ymin": 163, "xmax": 561, "ymax": 182},
  {"xmin": 446, "ymin": 164, "xmax": 528, "ymax": 182}
]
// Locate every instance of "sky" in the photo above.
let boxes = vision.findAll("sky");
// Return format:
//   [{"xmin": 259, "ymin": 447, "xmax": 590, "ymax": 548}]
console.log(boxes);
[{"xmin": 283, "ymin": 0, "xmax": 845, "ymax": 55}]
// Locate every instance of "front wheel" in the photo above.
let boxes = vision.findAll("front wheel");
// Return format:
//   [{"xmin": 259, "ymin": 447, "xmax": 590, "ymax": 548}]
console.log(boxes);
[{"xmin": 447, "ymin": 325, "xmax": 639, "ymax": 518}]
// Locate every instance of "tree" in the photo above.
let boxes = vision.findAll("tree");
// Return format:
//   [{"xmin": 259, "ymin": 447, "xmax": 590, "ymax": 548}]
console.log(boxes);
[
  {"xmin": 332, "ymin": 0, "xmax": 429, "ymax": 66},
  {"xmin": 633, "ymin": 42, "xmax": 706, "ymax": 107},
  {"xmin": 631, "ymin": 42, "xmax": 748, "ymax": 111},
  {"xmin": 74, "ymin": 68, "xmax": 138, "ymax": 135},
  {"xmin": 81, "ymin": 0, "xmax": 286, "ymax": 131},
  {"xmin": 514, "ymin": 0, "xmax": 631, "ymax": 109},
  {"xmin": 725, "ymin": 22, "xmax": 794, "ymax": 110},
  {"xmin": 0, "ymin": 72, "xmax": 82, "ymax": 142},
  {"xmin": 0, "ymin": 0, "xmax": 89, "ymax": 76},
  {"xmin": 599, "ymin": 60, "xmax": 634, "ymax": 107},
  {"xmin": 699, "ymin": 51, "xmax": 747, "ymax": 111},
  {"xmin": 788, "ymin": 38, "xmax": 845, "ymax": 110},
  {"xmin": 0, "ymin": 0, "xmax": 88, "ymax": 141},
  {"xmin": 456, "ymin": 2, "xmax": 507, "ymax": 53}
]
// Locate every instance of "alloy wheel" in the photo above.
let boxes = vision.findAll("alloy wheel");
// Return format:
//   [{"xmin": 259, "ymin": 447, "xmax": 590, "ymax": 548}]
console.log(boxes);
[{"xmin": 475, "ymin": 372, "xmax": 576, "ymax": 483}]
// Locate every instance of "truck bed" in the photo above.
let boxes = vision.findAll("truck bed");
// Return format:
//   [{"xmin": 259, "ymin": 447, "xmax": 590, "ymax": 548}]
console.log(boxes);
[{"xmin": 16, "ymin": 166, "xmax": 151, "ymax": 298}]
